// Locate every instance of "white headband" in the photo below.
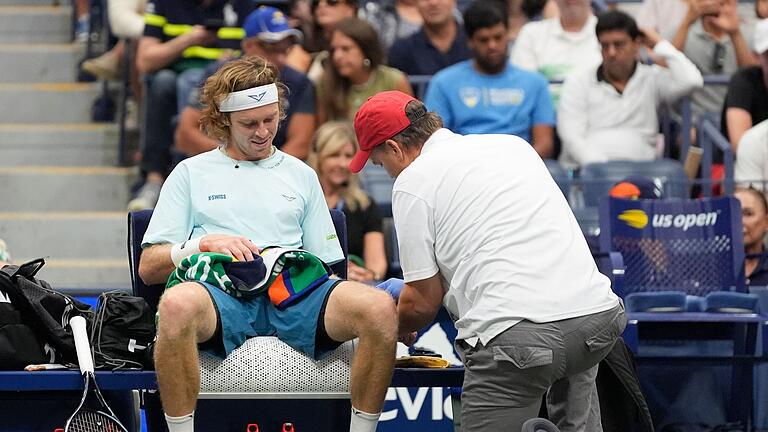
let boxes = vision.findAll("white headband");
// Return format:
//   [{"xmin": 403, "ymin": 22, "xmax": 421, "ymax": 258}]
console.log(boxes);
[{"xmin": 219, "ymin": 83, "xmax": 279, "ymax": 113}]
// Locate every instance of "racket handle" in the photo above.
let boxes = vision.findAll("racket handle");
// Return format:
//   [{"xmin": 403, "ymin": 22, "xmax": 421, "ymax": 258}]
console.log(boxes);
[{"xmin": 69, "ymin": 315, "xmax": 94, "ymax": 373}]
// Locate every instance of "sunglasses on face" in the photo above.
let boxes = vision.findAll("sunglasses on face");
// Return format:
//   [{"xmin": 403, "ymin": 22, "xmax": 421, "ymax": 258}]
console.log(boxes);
[
  {"xmin": 712, "ymin": 43, "xmax": 726, "ymax": 73},
  {"xmin": 313, "ymin": 0, "xmax": 345, "ymax": 8}
]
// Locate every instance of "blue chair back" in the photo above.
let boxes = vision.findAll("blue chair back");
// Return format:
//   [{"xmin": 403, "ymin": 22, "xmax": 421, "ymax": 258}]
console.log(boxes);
[
  {"xmin": 128, "ymin": 209, "xmax": 349, "ymax": 312},
  {"xmin": 359, "ymin": 164, "xmax": 395, "ymax": 217},
  {"xmin": 580, "ymin": 159, "xmax": 689, "ymax": 207},
  {"xmin": 598, "ymin": 196, "xmax": 745, "ymax": 299},
  {"xmin": 544, "ymin": 159, "xmax": 571, "ymax": 200}
]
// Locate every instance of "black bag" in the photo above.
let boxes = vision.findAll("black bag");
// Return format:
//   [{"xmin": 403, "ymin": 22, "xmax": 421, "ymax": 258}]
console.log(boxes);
[
  {"xmin": 0, "ymin": 287, "xmax": 47, "ymax": 369},
  {"xmin": 92, "ymin": 291, "xmax": 156, "ymax": 370},
  {"xmin": 0, "ymin": 259, "xmax": 92, "ymax": 367}
]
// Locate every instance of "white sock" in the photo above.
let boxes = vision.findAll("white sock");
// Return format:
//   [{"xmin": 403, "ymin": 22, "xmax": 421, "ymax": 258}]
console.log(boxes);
[
  {"xmin": 165, "ymin": 411, "xmax": 194, "ymax": 432},
  {"xmin": 349, "ymin": 406, "xmax": 380, "ymax": 432}
]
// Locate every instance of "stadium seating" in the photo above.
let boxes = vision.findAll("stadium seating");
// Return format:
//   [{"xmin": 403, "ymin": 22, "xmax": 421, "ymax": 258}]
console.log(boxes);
[{"xmin": 598, "ymin": 196, "xmax": 767, "ymax": 426}]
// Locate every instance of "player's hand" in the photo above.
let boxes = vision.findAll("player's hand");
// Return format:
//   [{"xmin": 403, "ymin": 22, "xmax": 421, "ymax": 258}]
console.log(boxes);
[
  {"xmin": 399, "ymin": 331, "xmax": 417, "ymax": 347},
  {"xmin": 199, "ymin": 234, "xmax": 260, "ymax": 262}
]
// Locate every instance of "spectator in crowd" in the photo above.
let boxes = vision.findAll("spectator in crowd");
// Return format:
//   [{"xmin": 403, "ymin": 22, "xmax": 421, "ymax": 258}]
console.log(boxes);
[
  {"xmin": 349, "ymin": 90, "xmax": 625, "ymax": 432},
  {"xmin": 735, "ymin": 119, "xmax": 768, "ymax": 190},
  {"xmin": 81, "ymin": 0, "xmax": 146, "ymax": 81},
  {"xmin": 316, "ymin": 17, "xmax": 413, "ymax": 124},
  {"xmin": 671, "ymin": 0, "xmax": 756, "ymax": 119},
  {"xmin": 288, "ymin": 0, "xmax": 314, "ymax": 41},
  {"xmin": 75, "ymin": 0, "xmax": 92, "ymax": 42},
  {"xmin": 735, "ymin": 187, "xmax": 768, "ymax": 287},
  {"xmin": 637, "ymin": 0, "xmax": 689, "ymax": 39},
  {"xmin": 309, "ymin": 121, "xmax": 388, "ymax": 282},
  {"xmin": 721, "ymin": 19, "xmax": 768, "ymax": 153},
  {"xmin": 359, "ymin": 0, "xmax": 423, "ymax": 53},
  {"xmin": 511, "ymin": 0, "xmax": 601, "ymax": 107},
  {"xmin": 557, "ymin": 10, "xmax": 702, "ymax": 170},
  {"xmin": 291, "ymin": 0, "xmax": 358, "ymax": 82},
  {"xmin": 128, "ymin": 0, "xmax": 249, "ymax": 211},
  {"xmin": 388, "ymin": 0, "xmax": 472, "ymax": 77},
  {"xmin": 507, "ymin": 0, "xmax": 559, "ymax": 47},
  {"xmin": 176, "ymin": 6, "xmax": 316, "ymax": 161},
  {"xmin": 140, "ymin": 56, "xmax": 400, "ymax": 432},
  {"xmin": 424, "ymin": 0, "xmax": 555, "ymax": 158}
]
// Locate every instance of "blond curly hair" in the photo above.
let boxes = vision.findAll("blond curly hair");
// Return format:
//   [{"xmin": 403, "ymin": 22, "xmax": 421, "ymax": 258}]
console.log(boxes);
[
  {"xmin": 199, "ymin": 55, "xmax": 288, "ymax": 143},
  {"xmin": 308, "ymin": 121, "xmax": 371, "ymax": 212}
]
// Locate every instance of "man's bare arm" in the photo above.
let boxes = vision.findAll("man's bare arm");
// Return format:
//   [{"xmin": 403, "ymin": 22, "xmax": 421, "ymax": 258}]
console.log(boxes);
[
  {"xmin": 175, "ymin": 107, "xmax": 218, "ymax": 156},
  {"xmin": 280, "ymin": 112, "xmax": 315, "ymax": 160},
  {"xmin": 138, "ymin": 234, "xmax": 261, "ymax": 285},
  {"xmin": 138, "ymin": 243, "xmax": 175, "ymax": 285},
  {"xmin": 397, "ymin": 273, "xmax": 445, "ymax": 336}
]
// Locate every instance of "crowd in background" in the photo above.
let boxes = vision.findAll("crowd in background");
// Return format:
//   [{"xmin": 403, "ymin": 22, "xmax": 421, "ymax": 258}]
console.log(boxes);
[{"xmin": 74, "ymin": 0, "xmax": 768, "ymax": 281}]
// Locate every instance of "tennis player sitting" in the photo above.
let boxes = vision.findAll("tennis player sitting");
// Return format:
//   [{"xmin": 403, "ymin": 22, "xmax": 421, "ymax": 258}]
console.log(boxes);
[{"xmin": 138, "ymin": 56, "xmax": 399, "ymax": 432}]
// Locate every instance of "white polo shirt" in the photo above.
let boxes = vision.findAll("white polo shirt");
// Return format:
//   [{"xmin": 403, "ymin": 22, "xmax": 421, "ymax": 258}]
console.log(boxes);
[
  {"xmin": 511, "ymin": 16, "xmax": 601, "ymax": 107},
  {"xmin": 392, "ymin": 129, "xmax": 618, "ymax": 346},
  {"xmin": 557, "ymin": 40, "xmax": 703, "ymax": 169},
  {"xmin": 735, "ymin": 119, "xmax": 768, "ymax": 191}
]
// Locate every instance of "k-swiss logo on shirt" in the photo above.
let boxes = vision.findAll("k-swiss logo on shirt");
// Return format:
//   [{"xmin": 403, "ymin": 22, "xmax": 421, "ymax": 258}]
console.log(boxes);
[
  {"xmin": 208, "ymin": 194, "xmax": 227, "ymax": 201},
  {"xmin": 281, "ymin": 194, "xmax": 297, "ymax": 201}
]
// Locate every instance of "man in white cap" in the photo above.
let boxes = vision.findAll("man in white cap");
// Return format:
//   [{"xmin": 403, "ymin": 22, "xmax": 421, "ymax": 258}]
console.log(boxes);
[
  {"xmin": 140, "ymin": 56, "xmax": 399, "ymax": 432},
  {"xmin": 350, "ymin": 90, "xmax": 626, "ymax": 432}
]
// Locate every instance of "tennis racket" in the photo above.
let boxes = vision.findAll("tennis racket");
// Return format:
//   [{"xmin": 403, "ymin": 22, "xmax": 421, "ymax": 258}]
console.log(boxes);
[{"xmin": 65, "ymin": 315, "xmax": 128, "ymax": 432}]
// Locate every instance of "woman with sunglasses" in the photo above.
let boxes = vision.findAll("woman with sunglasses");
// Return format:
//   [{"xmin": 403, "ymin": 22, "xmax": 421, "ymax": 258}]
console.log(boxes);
[
  {"xmin": 309, "ymin": 121, "xmax": 388, "ymax": 283},
  {"xmin": 317, "ymin": 17, "xmax": 413, "ymax": 124},
  {"xmin": 287, "ymin": 0, "xmax": 358, "ymax": 79}
]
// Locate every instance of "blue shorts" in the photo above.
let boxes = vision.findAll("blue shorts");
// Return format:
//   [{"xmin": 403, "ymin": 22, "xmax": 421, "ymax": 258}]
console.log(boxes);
[{"xmin": 197, "ymin": 279, "xmax": 342, "ymax": 360}]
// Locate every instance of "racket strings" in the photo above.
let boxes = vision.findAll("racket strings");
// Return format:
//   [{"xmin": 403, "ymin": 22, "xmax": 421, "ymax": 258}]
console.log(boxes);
[{"xmin": 68, "ymin": 409, "xmax": 126, "ymax": 432}]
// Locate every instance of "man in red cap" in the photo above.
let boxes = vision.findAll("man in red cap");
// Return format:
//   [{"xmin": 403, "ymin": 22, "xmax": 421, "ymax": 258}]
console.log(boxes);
[{"xmin": 351, "ymin": 90, "xmax": 626, "ymax": 432}]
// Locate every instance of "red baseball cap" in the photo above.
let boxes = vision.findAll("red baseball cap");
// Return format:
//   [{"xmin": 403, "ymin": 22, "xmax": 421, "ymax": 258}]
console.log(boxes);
[{"xmin": 349, "ymin": 91, "xmax": 418, "ymax": 173}]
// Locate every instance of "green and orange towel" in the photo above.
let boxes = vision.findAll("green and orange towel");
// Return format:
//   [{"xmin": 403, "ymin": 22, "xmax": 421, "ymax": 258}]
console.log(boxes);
[{"xmin": 166, "ymin": 247, "xmax": 331, "ymax": 309}]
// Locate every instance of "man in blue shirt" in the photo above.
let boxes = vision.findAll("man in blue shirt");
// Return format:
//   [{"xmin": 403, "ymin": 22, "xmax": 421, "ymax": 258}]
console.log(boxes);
[
  {"xmin": 424, "ymin": 0, "xmax": 555, "ymax": 158},
  {"xmin": 388, "ymin": 0, "xmax": 472, "ymax": 77}
]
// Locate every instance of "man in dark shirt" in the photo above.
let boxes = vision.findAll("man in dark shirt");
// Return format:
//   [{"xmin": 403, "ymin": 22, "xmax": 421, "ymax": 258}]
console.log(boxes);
[
  {"xmin": 387, "ymin": 0, "xmax": 471, "ymax": 78},
  {"xmin": 721, "ymin": 18, "xmax": 768, "ymax": 152},
  {"xmin": 175, "ymin": 6, "xmax": 317, "ymax": 161}
]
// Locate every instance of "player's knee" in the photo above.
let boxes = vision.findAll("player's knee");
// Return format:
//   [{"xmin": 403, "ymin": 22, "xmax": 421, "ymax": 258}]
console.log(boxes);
[
  {"xmin": 157, "ymin": 283, "xmax": 206, "ymax": 332},
  {"xmin": 359, "ymin": 290, "xmax": 398, "ymax": 342}
]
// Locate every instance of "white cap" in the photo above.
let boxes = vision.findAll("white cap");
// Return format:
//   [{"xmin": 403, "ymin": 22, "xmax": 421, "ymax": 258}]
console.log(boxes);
[{"xmin": 754, "ymin": 19, "xmax": 768, "ymax": 55}]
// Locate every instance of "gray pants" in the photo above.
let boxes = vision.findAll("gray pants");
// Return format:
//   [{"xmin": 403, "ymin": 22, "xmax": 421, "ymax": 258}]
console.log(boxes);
[{"xmin": 456, "ymin": 303, "xmax": 627, "ymax": 432}]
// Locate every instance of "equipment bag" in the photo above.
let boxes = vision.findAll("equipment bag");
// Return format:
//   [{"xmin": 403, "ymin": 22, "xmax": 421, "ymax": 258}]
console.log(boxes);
[
  {"xmin": 92, "ymin": 290, "xmax": 156, "ymax": 370},
  {"xmin": 0, "ymin": 258, "xmax": 92, "ymax": 366},
  {"xmin": 0, "ymin": 279, "xmax": 47, "ymax": 369}
]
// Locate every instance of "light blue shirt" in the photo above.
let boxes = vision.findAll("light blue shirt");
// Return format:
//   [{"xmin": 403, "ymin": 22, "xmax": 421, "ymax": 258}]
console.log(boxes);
[
  {"xmin": 424, "ymin": 61, "xmax": 555, "ymax": 141},
  {"xmin": 142, "ymin": 148, "xmax": 344, "ymax": 265}
]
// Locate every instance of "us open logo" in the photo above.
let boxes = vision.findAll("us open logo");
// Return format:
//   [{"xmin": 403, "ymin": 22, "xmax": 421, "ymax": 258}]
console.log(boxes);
[{"xmin": 618, "ymin": 209, "xmax": 719, "ymax": 231}]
